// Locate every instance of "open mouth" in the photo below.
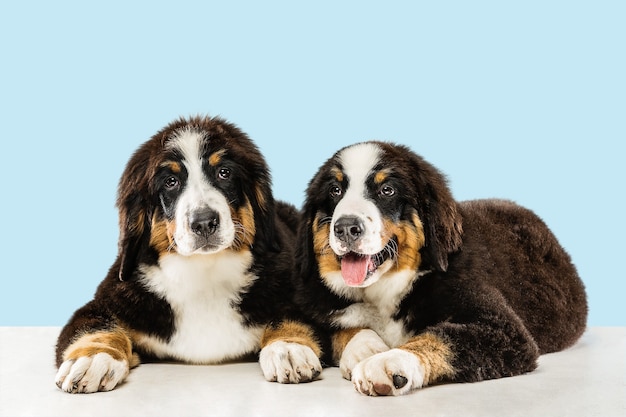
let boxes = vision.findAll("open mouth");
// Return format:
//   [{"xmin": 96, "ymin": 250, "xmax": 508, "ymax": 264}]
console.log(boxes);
[{"xmin": 338, "ymin": 237, "xmax": 397, "ymax": 286}]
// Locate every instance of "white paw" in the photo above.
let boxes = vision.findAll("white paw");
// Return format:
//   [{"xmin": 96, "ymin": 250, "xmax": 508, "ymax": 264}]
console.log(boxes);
[
  {"xmin": 339, "ymin": 329, "xmax": 389, "ymax": 380},
  {"xmin": 351, "ymin": 349, "xmax": 425, "ymax": 396},
  {"xmin": 55, "ymin": 353, "xmax": 130, "ymax": 393},
  {"xmin": 259, "ymin": 341, "xmax": 322, "ymax": 383}
]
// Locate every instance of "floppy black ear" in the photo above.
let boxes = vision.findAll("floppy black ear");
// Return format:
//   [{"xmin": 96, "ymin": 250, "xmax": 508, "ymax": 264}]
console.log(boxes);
[
  {"xmin": 117, "ymin": 194, "xmax": 153, "ymax": 281},
  {"xmin": 115, "ymin": 144, "xmax": 155, "ymax": 281},
  {"xmin": 295, "ymin": 203, "xmax": 319, "ymax": 282},
  {"xmin": 295, "ymin": 167, "xmax": 331, "ymax": 284},
  {"xmin": 242, "ymin": 153, "xmax": 284, "ymax": 254},
  {"xmin": 294, "ymin": 182, "xmax": 353, "ymax": 319},
  {"xmin": 250, "ymin": 185, "xmax": 281, "ymax": 253},
  {"xmin": 409, "ymin": 152, "xmax": 463, "ymax": 272}
]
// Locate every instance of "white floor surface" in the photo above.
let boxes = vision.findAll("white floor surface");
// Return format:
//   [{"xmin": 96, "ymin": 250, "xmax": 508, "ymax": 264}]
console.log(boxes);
[{"xmin": 0, "ymin": 327, "xmax": 624, "ymax": 417}]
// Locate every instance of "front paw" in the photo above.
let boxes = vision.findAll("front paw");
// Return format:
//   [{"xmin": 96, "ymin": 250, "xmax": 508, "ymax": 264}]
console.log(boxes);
[
  {"xmin": 339, "ymin": 329, "xmax": 389, "ymax": 380},
  {"xmin": 259, "ymin": 341, "xmax": 322, "ymax": 383},
  {"xmin": 351, "ymin": 349, "xmax": 424, "ymax": 396},
  {"xmin": 55, "ymin": 353, "xmax": 130, "ymax": 393}
]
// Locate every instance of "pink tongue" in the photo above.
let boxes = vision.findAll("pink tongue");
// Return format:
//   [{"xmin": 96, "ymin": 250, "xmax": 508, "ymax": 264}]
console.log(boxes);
[{"xmin": 341, "ymin": 254, "xmax": 373, "ymax": 286}]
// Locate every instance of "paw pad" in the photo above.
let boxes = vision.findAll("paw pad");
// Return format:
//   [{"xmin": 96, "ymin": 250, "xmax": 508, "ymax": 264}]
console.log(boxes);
[
  {"xmin": 392, "ymin": 374, "xmax": 408, "ymax": 389},
  {"xmin": 373, "ymin": 383, "xmax": 392, "ymax": 396}
]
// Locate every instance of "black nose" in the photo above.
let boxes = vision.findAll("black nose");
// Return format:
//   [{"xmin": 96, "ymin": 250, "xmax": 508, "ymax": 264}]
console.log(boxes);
[
  {"xmin": 190, "ymin": 208, "xmax": 219, "ymax": 237},
  {"xmin": 333, "ymin": 216, "xmax": 364, "ymax": 244}
]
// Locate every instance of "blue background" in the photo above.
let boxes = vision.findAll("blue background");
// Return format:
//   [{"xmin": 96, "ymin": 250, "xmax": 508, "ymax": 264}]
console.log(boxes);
[{"xmin": 1, "ymin": 1, "xmax": 623, "ymax": 326}]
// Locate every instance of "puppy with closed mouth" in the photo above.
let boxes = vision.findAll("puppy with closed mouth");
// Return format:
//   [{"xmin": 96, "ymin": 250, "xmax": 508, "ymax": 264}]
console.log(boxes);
[
  {"xmin": 284, "ymin": 140, "xmax": 587, "ymax": 396},
  {"xmin": 55, "ymin": 115, "xmax": 321, "ymax": 393}
]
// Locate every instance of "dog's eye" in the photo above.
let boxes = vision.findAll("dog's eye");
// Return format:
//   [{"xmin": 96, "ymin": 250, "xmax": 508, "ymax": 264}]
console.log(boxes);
[
  {"xmin": 379, "ymin": 184, "xmax": 395, "ymax": 197},
  {"xmin": 164, "ymin": 176, "xmax": 180, "ymax": 189},
  {"xmin": 329, "ymin": 185, "xmax": 342, "ymax": 198},
  {"xmin": 218, "ymin": 167, "xmax": 231, "ymax": 180}
]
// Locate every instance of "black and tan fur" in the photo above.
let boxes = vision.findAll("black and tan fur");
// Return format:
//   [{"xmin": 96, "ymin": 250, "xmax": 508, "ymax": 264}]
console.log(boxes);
[
  {"xmin": 289, "ymin": 141, "xmax": 587, "ymax": 396},
  {"xmin": 55, "ymin": 116, "xmax": 321, "ymax": 393}
]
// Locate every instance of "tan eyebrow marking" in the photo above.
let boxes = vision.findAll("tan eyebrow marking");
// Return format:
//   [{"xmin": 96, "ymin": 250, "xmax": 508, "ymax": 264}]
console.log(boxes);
[
  {"xmin": 374, "ymin": 169, "xmax": 391, "ymax": 184},
  {"xmin": 160, "ymin": 161, "xmax": 181, "ymax": 173},
  {"xmin": 209, "ymin": 149, "xmax": 227, "ymax": 166},
  {"xmin": 331, "ymin": 167, "xmax": 344, "ymax": 182}
]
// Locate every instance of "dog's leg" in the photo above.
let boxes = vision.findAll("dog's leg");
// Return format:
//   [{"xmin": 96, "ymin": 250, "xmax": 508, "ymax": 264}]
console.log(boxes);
[
  {"xmin": 351, "ymin": 333, "xmax": 452, "ymax": 396},
  {"xmin": 333, "ymin": 328, "xmax": 389, "ymax": 380},
  {"xmin": 55, "ymin": 328, "xmax": 137, "ymax": 393},
  {"xmin": 351, "ymin": 305, "xmax": 540, "ymax": 396},
  {"xmin": 259, "ymin": 320, "xmax": 323, "ymax": 383}
]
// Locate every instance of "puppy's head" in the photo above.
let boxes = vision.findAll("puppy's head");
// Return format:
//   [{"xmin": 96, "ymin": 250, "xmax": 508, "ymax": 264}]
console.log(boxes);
[
  {"xmin": 116, "ymin": 115, "xmax": 276, "ymax": 280},
  {"xmin": 300, "ymin": 141, "xmax": 462, "ymax": 292}
]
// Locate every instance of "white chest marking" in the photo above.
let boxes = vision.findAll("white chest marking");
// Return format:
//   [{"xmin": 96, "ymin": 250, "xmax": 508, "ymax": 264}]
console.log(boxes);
[
  {"xmin": 332, "ymin": 269, "xmax": 421, "ymax": 348},
  {"xmin": 136, "ymin": 251, "xmax": 263, "ymax": 363}
]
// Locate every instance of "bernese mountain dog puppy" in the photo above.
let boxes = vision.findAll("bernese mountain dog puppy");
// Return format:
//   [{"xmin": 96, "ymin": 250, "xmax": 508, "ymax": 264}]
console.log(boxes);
[
  {"xmin": 55, "ymin": 116, "xmax": 321, "ymax": 393},
  {"xmin": 289, "ymin": 141, "xmax": 587, "ymax": 396}
]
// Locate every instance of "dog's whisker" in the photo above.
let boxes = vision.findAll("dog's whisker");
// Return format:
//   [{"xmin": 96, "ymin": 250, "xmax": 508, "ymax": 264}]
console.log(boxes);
[
  {"xmin": 318, "ymin": 242, "xmax": 334, "ymax": 257},
  {"xmin": 387, "ymin": 239, "xmax": 399, "ymax": 266},
  {"xmin": 317, "ymin": 216, "xmax": 333, "ymax": 226},
  {"xmin": 232, "ymin": 221, "xmax": 252, "ymax": 249}
]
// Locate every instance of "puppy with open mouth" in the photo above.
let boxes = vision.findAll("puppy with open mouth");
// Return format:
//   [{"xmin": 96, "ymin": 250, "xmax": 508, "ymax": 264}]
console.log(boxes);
[{"xmin": 284, "ymin": 140, "xmax": 587, "ymax": 396}]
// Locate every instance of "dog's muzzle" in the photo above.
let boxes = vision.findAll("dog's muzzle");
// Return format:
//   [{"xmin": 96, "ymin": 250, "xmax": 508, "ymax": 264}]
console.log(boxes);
[{"xmin": 333, "ymin": 216, "xmax": 365, "ymax": 249}]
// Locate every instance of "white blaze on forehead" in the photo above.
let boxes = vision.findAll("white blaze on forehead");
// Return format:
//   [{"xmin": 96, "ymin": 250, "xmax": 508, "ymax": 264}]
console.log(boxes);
[
  {"xmin": 330, "ymin": 142, "xmax": 384, "ymax": 256},
  {"xmin": 166, "ymin": 128, "xmax": 235, "ymax": 255},
  {"xmin": 337, "ymin": 142, "xmax": 381, "ymax": 202},
  {"xmin": 166, "ymin": 127, "xmax": 206, "ymax": 184}
]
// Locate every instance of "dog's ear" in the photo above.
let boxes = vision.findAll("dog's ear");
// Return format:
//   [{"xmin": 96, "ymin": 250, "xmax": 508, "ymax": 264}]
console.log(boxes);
[
  {"xmin": 250, "ymin": 179, "xmax": 281, "ymax": 253},
  {"xmin": 116, "ymin": 146, "xmax": 155, "ymax": 281},
  {"xmin": 408, "ymin": 152, "xmax": 463, "ymax": 272},
  {"xmin": 243, "ymin": 153, "xmax": 282, "ymax": 253},
  {"xmin": 296, "ymin": 203, "xmax": 318, "ymax": 281},
  {"xmin": 296, "ymin": 168, "xmax": 331, "ymax": 282},
  {"xmin": 117, "ymin": 195, "xmax": 152, "ymax": 281}
]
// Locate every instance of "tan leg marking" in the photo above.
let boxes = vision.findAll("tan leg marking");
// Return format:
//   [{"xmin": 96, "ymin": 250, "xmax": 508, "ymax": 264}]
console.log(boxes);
[
  {"xmin": 401, "ymin": 333, "xmax": 455, "ymax": 385},
  {"xmin": 63, "ymin": 328, "xmax": 134, "ymax": 364},
  {"xmin": 261, "ymin": 321, "xmax": 322, "ymax": 358},
  {"xmin": 331, "ymin": 328, "xmax": 365, "ymax": 364}
]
